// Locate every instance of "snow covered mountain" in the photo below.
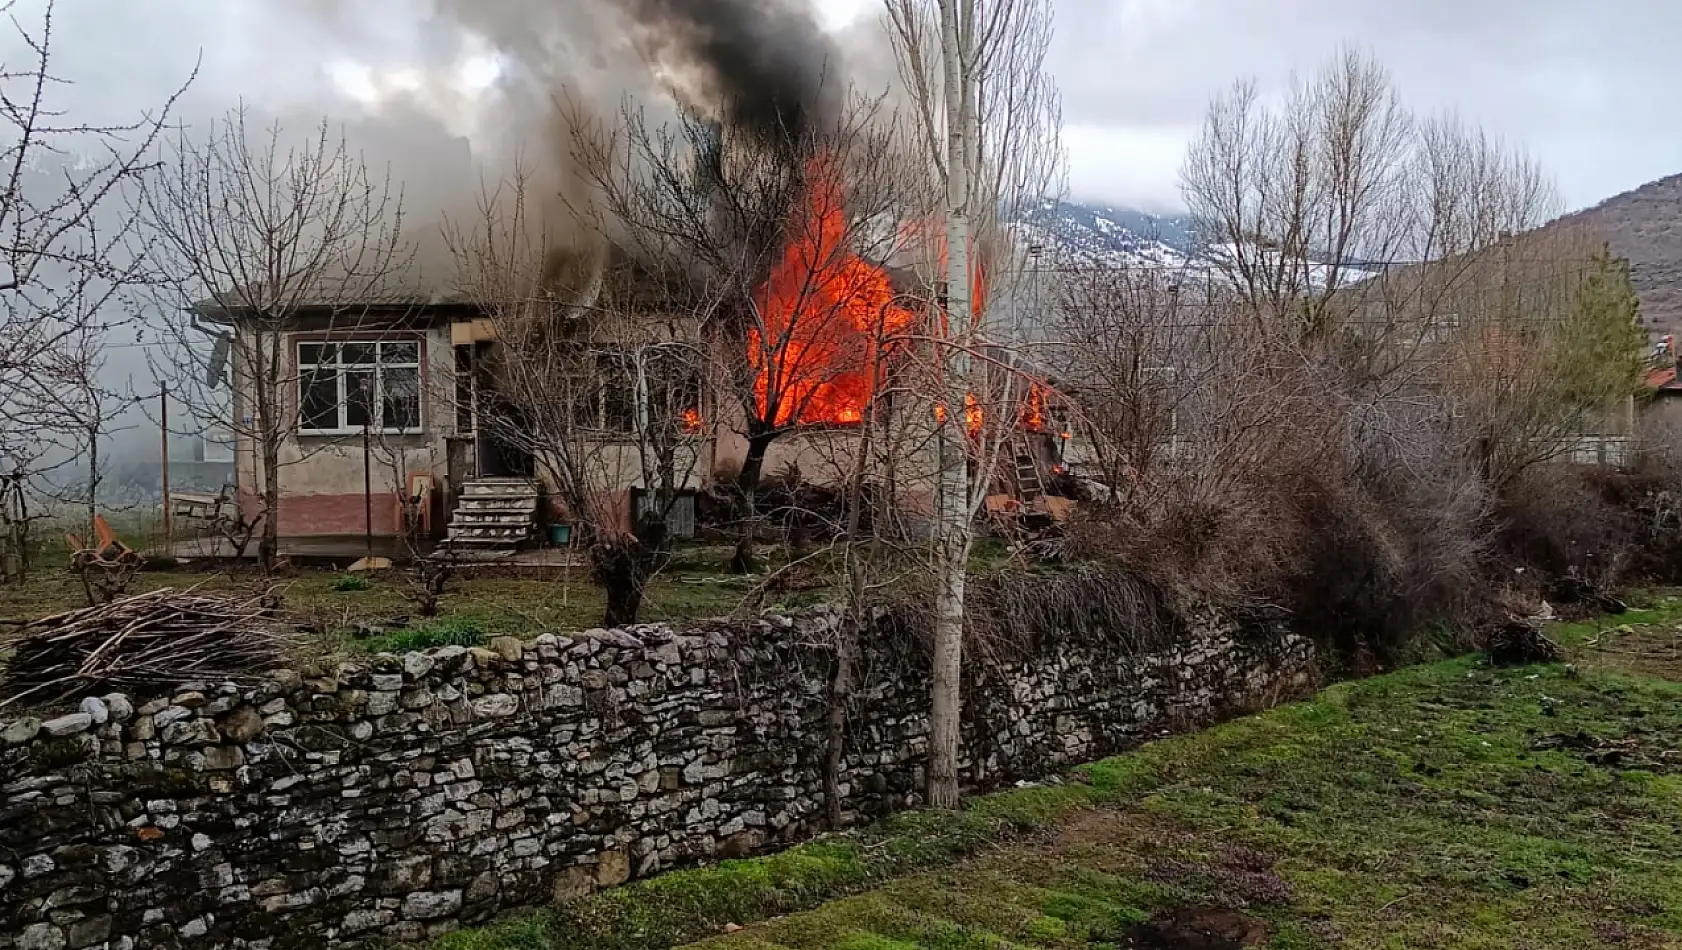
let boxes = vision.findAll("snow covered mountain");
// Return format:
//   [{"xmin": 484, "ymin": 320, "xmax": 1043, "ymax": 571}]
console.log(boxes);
[
  {"xmin": 1019, "ymin": 199, "xmax": 1385, "ymax": 288},
  {"xmin": 1020, "ymin": 199, "xmax": 1196, "ymax": 268}
]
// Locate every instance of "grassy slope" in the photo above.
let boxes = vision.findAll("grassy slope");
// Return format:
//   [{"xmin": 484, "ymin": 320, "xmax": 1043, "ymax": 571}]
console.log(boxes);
[
  {"xmin": 0, "ymin": 545, "xmax": 828, "ymax": 650},
  {"xmin": 435, "ymin": 602, "xmax": 1682, "ymax": 950}
]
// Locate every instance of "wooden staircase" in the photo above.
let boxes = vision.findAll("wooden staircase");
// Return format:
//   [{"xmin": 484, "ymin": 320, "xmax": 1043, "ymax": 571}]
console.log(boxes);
[
  {"xmin": 447, "ymin": 478, "xmax": 539, "ymax": 550},
  {"xmin": 1011, "ymin": 433, "xmax": 1044, "ymax": 504}
]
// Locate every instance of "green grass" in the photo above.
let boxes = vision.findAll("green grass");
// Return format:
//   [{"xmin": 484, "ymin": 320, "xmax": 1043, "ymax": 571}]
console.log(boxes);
[
  {"xmin": 0, "ymin": 545, "xmax": 794, "ymax": 661},
  {"xmin": 432, "ymin": 795, "xmax": 1102, "ymax": 950},
  {"xmin": 354, "ymin": 616, "xmax": 488, "ymax": 653},
  {"xmin": 433, "ymin": 601, "xmax": 1682, "ymax": 950},
  {"xmin": 331, "ymin": 573, "xmax": 373, "ymax": 592}
]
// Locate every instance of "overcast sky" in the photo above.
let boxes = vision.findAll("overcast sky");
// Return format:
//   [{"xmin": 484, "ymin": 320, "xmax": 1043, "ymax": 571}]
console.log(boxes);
[{"xmin": 15, "ymin": 0, "xmax": 1681, "ymax": 215}]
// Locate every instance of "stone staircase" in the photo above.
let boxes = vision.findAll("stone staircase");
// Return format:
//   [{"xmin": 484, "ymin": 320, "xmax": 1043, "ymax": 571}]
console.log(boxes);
[{"xmin": 446, "ymin": 478, "xmax": 539, "ymax": 550}]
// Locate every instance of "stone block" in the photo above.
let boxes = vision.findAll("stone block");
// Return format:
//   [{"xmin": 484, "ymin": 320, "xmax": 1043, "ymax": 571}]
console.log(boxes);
[
  {"xmin": 342, "ymin": 908, "xmax": 394, "ymax": 934},
  {"xmin": 2, "ymin": 716, "xmax": 40, "ymax": 745},
  {"xmin": 404, "ymin": 652, "xmax": 436, "ymax": 679},
  {"xmin": 64, "ymin": 915, "xmax": 111, "ymax": 949},
  {"xmin": 40, "ymin": 713, "xmax": 92, "ymax": 737},
  {"xmin": 78, "ymin": 697, "xmax": 109, "ymax": 725},
  {"xmin": 218, "ymin": 706, "xmax": 266, "ymax": 743},
  {"xmin": 551, "ymin": 865, "xmax": 596, "ymax": 902},
  {"xmin": 101, "ymin": 693, "xmax": 134, "ymax": 722},
  {"xmin": 18, "ymin": 923, "xmax": 66, "ymax": 950},
  {"xmin": 471, "ymin": 693, "xmax": 518, "ymax": 719},
  {"xmin": 160, "ymin": 718, "xmax": 220, "ymax": 746},
  {"xmin": 597, "ymin": 850, "xmax": 630, "ymax": 888},
  {"xmin": 402, "ymin": 889, "xmax": 462, "ymax": 920}
]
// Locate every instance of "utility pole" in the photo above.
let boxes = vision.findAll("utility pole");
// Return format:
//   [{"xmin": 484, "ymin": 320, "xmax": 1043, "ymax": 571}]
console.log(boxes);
[
  {"xmin": 159, "ymin": 385, "xmax": 172, "ymax": 549},
  {"xmin": 363, "ymin": 424, "xmax": 374, "ymax": 559}
]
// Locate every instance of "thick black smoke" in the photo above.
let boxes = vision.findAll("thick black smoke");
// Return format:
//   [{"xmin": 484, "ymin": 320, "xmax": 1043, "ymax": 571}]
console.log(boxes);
[{"xmin": 621, "ymin": 0, "xmax": 842, "ymax": 144}]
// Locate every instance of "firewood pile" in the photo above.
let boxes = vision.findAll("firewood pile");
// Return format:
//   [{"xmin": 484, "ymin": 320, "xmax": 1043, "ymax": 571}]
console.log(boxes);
[
  {"xmin": 1485, "ymin": 616, "xmax": 1564, "ymax": 666},
  {"xmin": 0, "ymin": 588, "xmax": 299, "ymax": 709}
]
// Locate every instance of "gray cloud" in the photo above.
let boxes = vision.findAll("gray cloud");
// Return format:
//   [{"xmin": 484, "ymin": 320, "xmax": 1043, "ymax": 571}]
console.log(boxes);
[
  {"xmin": 1050, "ymin": 0, "xmax": 1682, "ymax": 210},
  {"xmin": 6, "ymin": 0, "xmax": 1678, "ymax": 218}
]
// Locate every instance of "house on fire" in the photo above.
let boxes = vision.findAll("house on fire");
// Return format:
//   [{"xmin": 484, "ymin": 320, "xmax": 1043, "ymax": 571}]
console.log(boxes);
[{"xmin": 196, "ymin": 253, "xmax": 1071, "ymax": 558}]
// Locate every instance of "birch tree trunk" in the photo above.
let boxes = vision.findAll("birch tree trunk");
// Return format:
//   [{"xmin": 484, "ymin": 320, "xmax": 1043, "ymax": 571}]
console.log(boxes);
[{"xmin": 926, "ymin": 0, "xmax": 975, "ymax": 810}]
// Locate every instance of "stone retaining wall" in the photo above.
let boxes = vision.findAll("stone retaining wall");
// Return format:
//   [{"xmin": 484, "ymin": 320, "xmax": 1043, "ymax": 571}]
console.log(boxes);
[{"xmin": 0, "ymin": 608, "xmax": 1314, "ymax": 949}]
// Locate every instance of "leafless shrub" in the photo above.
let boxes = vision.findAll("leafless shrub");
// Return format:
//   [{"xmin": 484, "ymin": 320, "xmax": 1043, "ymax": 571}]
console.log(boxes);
[{"xmin": 138, "ymin": 109, "xmax": 417, "ymax": 571}]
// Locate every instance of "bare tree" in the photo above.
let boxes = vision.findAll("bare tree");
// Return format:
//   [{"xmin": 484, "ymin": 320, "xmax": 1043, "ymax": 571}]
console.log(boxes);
[
  {"xmin": 0, "ymin": 0, "xmax": 190, "ymax": 534},
  {"xmin": 1180, "ymin": 49, "xmax": 1411, "ymax": 336},
  {"xmin": 1422, "ymin": 230, "xmax": 1646, "ymax": 490},
  {"xmin": 365, "ymin": 390, "xmax": 455, "ymax": 616},
  {"xmin": 884, "ymin": 0, "xmax": 1066, "ymax": 807},
  {"xmin": 1182, "ymin": 47, "xmax": 1559, "ymax": 344},
  {"xmin": 1048, "ymin": 264, "xmax": 1341, "ymax": 601},
  {"xmin": 561, "ymin": 91, "xmax": 917, "ymax": 574},
  {"xmin": 445, "ymin": 170, "xmax": 709, "ymax": 627},
  {"xmin": 137, "ymin": 108, "xmax": 415, "ymax": 570}
]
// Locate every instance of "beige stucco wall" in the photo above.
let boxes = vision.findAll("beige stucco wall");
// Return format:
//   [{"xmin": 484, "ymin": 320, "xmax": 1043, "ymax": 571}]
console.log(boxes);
[{"xmin": 232, "ymin": 324, "xmax": 457, "ymax": 536}]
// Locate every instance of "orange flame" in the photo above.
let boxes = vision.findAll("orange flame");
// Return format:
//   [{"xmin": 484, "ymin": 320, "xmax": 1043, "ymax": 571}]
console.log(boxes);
[
  {"xmin": 680, "ymin": 408, "xmax": 702, "ymax": 433},
  {"xmin": 1020, "ymin": 383, "xmax": 1048, "ymax": 432},
  {"xmin": 933, "ymin": 395, "xmax": 983, "ymax": 436},
  {"xmin": 899, "ymin": 219, "xmax": 988, "ymax": 325},
  {"xmin": 751, "ymin": 154, "xmax": 916, "ymax": 427}
]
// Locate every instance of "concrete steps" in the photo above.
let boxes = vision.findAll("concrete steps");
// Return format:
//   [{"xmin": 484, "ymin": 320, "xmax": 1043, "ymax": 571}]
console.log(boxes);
[{"xmin": 447, "ymin": 478, "xmax": 539, "ymax": 549}]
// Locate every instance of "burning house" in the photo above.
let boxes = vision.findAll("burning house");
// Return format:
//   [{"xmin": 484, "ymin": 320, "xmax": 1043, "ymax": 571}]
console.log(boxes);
[
  {"xmin": 197, "ymin": 182, "xmax": 1072, "ymax": 557},
  {"xmin": 187, "ymin": 1, "xmax": 1073, "ymax": 558}
]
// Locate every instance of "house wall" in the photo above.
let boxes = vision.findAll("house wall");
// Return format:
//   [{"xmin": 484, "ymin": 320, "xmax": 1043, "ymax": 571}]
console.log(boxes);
[
  {"xmin": 232, "ymin": 316, "xmax": 954, "ymax": 544},
  {"xmin": 1646, "ymin": 393, "xmax": 1682, "ymax": 431},
  {"xmin": 707, "ymin": 397, "xmax": 944, "ymax": 504},
  {"xmin": 532, "ymin": 443, "xmax": 709, "ymax": 536},
  {"xmin": 233, "ymin": 326, "xmax": 456, "ymax": 540}
]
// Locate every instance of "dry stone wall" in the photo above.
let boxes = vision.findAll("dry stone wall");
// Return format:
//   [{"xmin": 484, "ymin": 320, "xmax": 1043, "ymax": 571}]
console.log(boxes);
[{"xmin": 0, "ymin": 607, "xmax": 1314, "ymax": 950}]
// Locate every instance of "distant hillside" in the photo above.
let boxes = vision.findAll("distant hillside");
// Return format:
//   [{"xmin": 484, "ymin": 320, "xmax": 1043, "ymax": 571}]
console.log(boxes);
[
  {"xmin": 1019, "ymin": 199, "xmax": 1194, "ymax": 268},
  {"xmin": 1548, "ymin": 174, "xmax": 1682, "ymax": 340},
  {"xmin": 1016, "ymin": 200, "xmax": 1382, "ymax": 286}
]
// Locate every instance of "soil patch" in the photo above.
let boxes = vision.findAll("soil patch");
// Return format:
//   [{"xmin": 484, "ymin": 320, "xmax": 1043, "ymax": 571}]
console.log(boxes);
[{"xmin": 1119, "ymin": 907, "xmax": 1269, "ymax": 949}]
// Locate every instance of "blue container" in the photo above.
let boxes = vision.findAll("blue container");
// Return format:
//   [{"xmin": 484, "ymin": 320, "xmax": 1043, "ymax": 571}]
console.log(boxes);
[{"xmin": 548, "ymin": 524, "xmax": 572, "ymax": 545}]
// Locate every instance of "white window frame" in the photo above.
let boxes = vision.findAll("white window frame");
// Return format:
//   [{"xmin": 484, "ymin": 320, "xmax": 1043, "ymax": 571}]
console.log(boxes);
[
  {"xmin": 1423, "ymin": 311, "xmax": 1462, "ymax": 345},
  {"xmin": 297, "ymin": 339, "xmax": 424, "ymax": 436}
]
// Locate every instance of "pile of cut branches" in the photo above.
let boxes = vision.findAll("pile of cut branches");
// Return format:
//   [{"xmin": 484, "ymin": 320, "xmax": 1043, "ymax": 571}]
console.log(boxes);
[
  {"xmin": 1484, "ymin": 616, "xmax": 1564, "ymax": 666},
  {"xmin": 0, "ymin": 587, "xmax": 299, "ymax": 709}
]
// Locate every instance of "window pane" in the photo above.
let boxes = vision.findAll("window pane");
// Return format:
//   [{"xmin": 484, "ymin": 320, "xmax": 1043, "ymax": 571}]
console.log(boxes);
[
  {"xmin": 589, "ymin": 352, "xmax": 633, "ymax": 434},
  {"xmin": 342, "ymin": 343, "xmax": 377, "ymax": 365},
  {"xmin": 298, "ymin": 343, "xmax": 326, "ymax": 367},
  {"xmin": 383, "ymin": 367, "xmax": 421, "ymax": 431},
  {"xmin": 454, "ymin": 345, "xmax": 475, "ymax": 433},
  {"xmin": 345, "ymin": 370, "xmax": 376, "ymax": 429},
  {"xmin": 381, "ymin": 341, "xmax": 419, "ymax": 364},
  {"xmin": 603, "ymin": 383, "xmax": 636, "ymax": 433},
  {"xmin": 571, "ymin": 379, "xmax": 600, "ymax": 429},
  {"xmin": 300, "ymin": 370, "xmax": 339, "ymax": 431}
]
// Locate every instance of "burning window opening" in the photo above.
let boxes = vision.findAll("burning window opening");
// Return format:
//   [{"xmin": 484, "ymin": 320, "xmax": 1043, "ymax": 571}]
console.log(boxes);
[
  {"xmin": 899, "ymin": 219, "xmax": 989, "ymax": 325},
  {"xmin": 1019, "ymin": 383, "xmax": 1050, "ymax": 432},
  {"xmin": 932, "ymin": 395, "xmax": 985, "ymax": 437},
  {"xmin": 751, "ymin": 154, "xmax": 916, "ymax": 429}
]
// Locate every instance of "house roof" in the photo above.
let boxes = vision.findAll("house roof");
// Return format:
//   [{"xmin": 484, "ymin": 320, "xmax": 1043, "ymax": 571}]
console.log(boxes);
[
  {"xmin": 1647, "ymin": 364, "xmax": 1682, "ymax": 392},
  {"xmin": 190, "ymin": 284, "xmax": 479, "ymax": 325}
]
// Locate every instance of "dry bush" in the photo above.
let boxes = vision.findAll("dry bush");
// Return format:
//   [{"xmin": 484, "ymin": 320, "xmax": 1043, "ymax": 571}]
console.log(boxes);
[
  {"xmin": 1496, "ymin": 465, "xmax": 1637, "ymax": 586},
  {"xmin": 875, "ymin": 562, "xmax": 1188, "ymax": 668}
]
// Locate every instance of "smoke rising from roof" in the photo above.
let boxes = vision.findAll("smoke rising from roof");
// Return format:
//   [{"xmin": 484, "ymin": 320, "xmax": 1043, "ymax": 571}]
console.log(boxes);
[
  {"xmin": 618, "ymin": 0, "xmax": 842, "ymax": 143},
  {"xmin": 295, "ymin": 0, "xmax": 844, "ymax": 294}
]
